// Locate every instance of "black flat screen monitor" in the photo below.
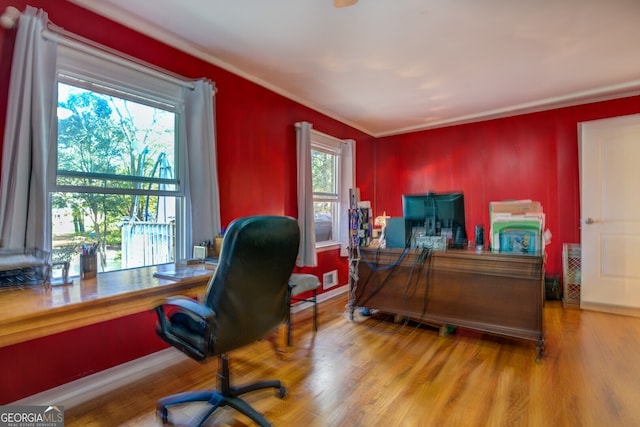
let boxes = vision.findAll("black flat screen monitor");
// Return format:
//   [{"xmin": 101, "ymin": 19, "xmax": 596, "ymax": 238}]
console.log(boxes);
[{"xmin": 402, "ymin": 192, "xmax": 467, "ymax": 242}]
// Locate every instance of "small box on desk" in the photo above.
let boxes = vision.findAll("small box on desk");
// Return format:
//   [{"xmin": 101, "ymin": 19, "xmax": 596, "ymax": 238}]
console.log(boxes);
[
  {"xmin": 384, "ymin": 217, "xmax": 408, "ymax": 248},
  {"xmin": 413, "ymin": 235, "xmax": 447, "ymax": 251}
]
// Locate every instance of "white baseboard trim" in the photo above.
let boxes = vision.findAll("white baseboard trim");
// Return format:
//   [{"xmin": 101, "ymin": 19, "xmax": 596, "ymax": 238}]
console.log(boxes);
[
  {"xmin": 12, "ymin": 347, "xmax": 188, "ymax": 409},
  {"xmin": 580, "ymin": 301, "xmax": 640, "ymax": 318},
  {"xmin": 14, "ymin": 284, "xmax": 349, "ymax": 408},
  {"xmin": 290, "ymin": 283, "xmax": 348, "ymax": 314}
]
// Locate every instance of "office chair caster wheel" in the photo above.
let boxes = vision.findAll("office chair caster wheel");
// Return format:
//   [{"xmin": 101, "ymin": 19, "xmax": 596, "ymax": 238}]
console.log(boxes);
[
  {"xmin": 277, "ymin": 386, "xmax": 287, "ymax": 399},
  {"xmin": 156, "ymin": 407, "xmax": 169, "ymax": 424}
]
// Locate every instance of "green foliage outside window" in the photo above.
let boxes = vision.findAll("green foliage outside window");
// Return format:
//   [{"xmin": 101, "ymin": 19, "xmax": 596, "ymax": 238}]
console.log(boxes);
[
  {"xmin": 312, "ymin": 149, "xmax": 337, "ymax": 218},
  {"xmin": 52, "ymin": 82, "xmax": 177, "ymax": 271}
]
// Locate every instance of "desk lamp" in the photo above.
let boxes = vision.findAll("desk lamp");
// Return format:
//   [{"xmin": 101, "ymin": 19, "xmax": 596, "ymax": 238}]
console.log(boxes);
[{"xmin": 374, "ymin": 212, "xmax": 391, "ymax": 248}]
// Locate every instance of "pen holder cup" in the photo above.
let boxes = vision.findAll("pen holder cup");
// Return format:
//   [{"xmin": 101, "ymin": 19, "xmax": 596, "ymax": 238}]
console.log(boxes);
[
  {"xmin": 80, "ymin": 253, "xmax": 97, "ymax": 279},
  {"xmin": 214, "ymin": 236, "xmax": 223, "ymax": 256}
]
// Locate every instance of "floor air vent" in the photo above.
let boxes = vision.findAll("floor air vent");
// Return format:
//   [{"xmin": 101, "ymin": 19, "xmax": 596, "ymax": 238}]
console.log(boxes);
[{"xmin": 323, "ymin": 270, "xmax": 338, "ymax": 289}]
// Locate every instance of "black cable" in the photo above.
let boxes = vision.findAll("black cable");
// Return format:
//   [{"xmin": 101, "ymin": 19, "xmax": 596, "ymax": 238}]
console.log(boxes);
[
  {"xmin": 420, "ymin": 249, "xmax": 434, "ymax": 319},
  {"xmin": 355, "ymin": 247, "xmax": 408, "ymax": 308},
  {"xmin": 401, "ymin": 248, "xmax": 429, "ymax": 303},
  {"xmin": 360, "ymin": 245, "xmax": 410, "ymax": 271}
]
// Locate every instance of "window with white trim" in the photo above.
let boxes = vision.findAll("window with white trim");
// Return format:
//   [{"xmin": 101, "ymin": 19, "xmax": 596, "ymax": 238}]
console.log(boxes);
[
  {"xmin": 311, "ymin": 130, "xmax": 342, "ymax": 245},
  {"xmin": 50, "ymin": 44, "xmax": 186, "ymax": 275}
]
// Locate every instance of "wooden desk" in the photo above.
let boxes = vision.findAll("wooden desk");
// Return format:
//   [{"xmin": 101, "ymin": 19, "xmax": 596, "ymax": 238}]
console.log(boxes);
[
  {"xmin": 0, "ymin": 264, "xmax": 213, "ymax": 348},
  {"xmin": 350, "ymin": 247, "xmax": 545, "ymax": 358}
]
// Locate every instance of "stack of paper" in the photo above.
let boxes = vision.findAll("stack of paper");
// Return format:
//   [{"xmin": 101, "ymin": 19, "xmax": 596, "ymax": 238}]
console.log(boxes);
[{"xmin": 489, "ymin": 200, "xmax": 546, "ymax": 255}]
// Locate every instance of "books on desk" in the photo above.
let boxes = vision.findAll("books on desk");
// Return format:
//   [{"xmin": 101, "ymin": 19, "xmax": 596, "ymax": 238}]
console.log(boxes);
[{"xmin": 153, "ymin": 267, "xmax": 214, "ymax": 282}]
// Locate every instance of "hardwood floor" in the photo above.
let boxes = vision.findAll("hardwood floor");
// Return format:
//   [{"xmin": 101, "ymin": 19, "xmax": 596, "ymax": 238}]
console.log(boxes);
[{"xmin": 64, "ymin": 295, "xmax": 640, "ymax": 426}]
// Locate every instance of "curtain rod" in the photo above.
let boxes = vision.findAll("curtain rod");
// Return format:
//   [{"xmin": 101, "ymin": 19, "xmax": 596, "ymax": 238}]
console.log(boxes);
[
  {"xmin": 295, "ymin": 122, "xmax": 350, "ymax": 144},
  {"xmin": 1, "ymin": 5, "xmax": 197, "ymax": 91}
]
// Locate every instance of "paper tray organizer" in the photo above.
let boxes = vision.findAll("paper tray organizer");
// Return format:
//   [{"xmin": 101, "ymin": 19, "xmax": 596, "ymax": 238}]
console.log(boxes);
[{"xmin": 0, "ymin": 248, "xmax": 51, "ymax": 289}]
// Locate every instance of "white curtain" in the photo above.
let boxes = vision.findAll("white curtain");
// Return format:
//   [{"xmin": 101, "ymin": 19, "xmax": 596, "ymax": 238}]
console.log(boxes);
[
  {"xmin": 183, "ymin": 80, "xmax": 221, "ymax": 248},
  {"xmin": 0, "ymin": 6, "xmax": 220, "ymax": 259},
  {"xmin": 339, "ymin": 139, "xmax": 355, "ymax": 257},
  {"xmin": 295, "ymin": 121, "xmax": 317, "ymax": 267},
  {"xmin": 0, "ymin": 6, "xmax": 56, "ymax": 250}
]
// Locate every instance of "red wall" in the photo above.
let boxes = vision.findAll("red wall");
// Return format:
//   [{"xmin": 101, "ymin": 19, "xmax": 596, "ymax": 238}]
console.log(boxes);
[
  {"xmin": 359, "ymin": 98, "xmax": 640, "ymax": 276},
  {"xmin": 2, "ymin": 0, "xmax": 640, "ymax": 403},
  {"xmin": 0, "ymin": 310, "xmax": 164, "ymax": 403},
  {"xmin": 0, "ymin": 0, "xmax": 373, "ymax": 222},
  {"xmin": 0, "ymin": 0, "xmax": 364, "ymax": 402}
]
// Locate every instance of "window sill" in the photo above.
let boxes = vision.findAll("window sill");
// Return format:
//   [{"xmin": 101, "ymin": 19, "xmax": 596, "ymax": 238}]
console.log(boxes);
[
  {"xmin": 0, "ymin": 265, "xmax": 212, "ymax": 348},
  {"xmin": 316, "ymin": 241, "xmax": 341, "ymax": 252}
]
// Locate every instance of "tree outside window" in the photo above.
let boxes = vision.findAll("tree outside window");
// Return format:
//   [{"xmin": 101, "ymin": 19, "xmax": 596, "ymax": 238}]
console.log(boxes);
[
  {"xmin": 311, "ymin": 142, "xmax": 340, "ymax": 244},
  {"xmin": 52, "ymin": 82, "xmax": 179, "ymax": 274}
]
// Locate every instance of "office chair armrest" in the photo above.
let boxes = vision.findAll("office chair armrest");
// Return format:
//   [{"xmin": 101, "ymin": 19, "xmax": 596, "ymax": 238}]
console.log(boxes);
[
  {"xmin": 159, "ymin": 295, "xmax": 215, "ymax": 321},
  {"xmin": 155, "ymin": 296, "xmax": 216, "ymax": 361}
]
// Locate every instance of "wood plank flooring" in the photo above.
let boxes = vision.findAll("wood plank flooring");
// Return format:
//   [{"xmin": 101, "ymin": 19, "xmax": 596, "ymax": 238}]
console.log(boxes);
[{"xmin": 64, "ymin": 295, "xmax": 640, "ymax": 426}]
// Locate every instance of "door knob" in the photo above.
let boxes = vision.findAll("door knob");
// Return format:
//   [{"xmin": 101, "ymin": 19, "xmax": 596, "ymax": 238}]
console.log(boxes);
[{"xmin": 585, "ymin": 217, "xmax": 597, "ymax": 224}]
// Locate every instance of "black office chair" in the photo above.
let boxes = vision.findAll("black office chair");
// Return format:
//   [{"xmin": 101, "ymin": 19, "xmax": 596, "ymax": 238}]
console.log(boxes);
[{"xmin": 154, "ymin": 216, "xmax": 300, "ymax": 427}]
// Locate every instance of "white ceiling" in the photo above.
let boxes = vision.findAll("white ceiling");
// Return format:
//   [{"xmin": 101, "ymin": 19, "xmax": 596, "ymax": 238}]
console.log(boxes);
[{"xmin": 70, "ymin": 0, "xmax": 640, "ymax": 137}]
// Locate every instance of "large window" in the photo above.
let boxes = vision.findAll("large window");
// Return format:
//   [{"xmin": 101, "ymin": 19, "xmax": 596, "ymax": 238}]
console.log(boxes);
[
  {"xmin": 311, "ymin": 131, "xmax": 343, "ymax": 245},
  {"xmin": 50, "ymin": 45, "xmax": 187, "ymax": 275}
]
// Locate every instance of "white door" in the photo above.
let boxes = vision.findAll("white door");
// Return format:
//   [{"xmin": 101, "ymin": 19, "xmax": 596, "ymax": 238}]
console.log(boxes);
[{"xmin": 579, "ymin": 114, "xmax": 640, "ymax": 313}]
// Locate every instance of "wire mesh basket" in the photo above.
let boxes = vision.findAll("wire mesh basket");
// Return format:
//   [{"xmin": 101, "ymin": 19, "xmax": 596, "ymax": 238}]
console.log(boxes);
[
  {"xmin": 562, "ymin": 243, "xmax": 581, "ymax": 307},
  {"xmin": 0, "ymin": 248, "xmax": 50, "ymax": 290}
]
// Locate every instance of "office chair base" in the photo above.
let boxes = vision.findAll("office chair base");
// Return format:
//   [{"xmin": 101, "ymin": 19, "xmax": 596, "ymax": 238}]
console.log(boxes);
[
  {"xmin": 156, "ymin": 354, "xmax": 286, "ymax": 427},
  {"xmin": 157, "ymin": 391, "xmax": 278, "ymax": 427}
]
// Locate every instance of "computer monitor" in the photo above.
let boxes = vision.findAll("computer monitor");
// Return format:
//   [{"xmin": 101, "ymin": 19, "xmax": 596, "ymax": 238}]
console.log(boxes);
[{"xmin": 402, "ymin": 192, "xmax": 467, "ymax": 246}]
